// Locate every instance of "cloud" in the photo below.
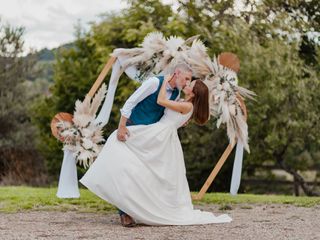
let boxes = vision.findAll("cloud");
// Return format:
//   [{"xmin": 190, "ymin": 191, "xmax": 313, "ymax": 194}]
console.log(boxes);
[{"xmin": 0, "ymin": 0, "xmax": 128, "ymax": 54}]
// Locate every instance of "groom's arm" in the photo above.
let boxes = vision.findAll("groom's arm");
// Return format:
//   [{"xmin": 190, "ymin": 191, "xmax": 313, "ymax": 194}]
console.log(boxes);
[
  {"xmin": 157, "ymin": 75, "xmax": 192, "ymax": 114},
  {"xmin": 120, "ymin": 77, "xmax": 159, "ymax": 118},
  {"xmin": 117, "ymin": 77, "xmax": 159, "ymax": 141}
]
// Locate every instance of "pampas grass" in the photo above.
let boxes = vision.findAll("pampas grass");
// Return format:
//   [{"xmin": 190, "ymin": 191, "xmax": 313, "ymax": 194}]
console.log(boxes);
[{"xmin": 57, "ymin": 84, "xmax": 107, "ymax": 168}]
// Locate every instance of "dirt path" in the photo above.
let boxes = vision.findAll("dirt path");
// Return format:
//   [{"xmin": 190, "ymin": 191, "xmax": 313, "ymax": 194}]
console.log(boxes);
[{"xmin": 1, "ymin": 203, "xmax": 319, "ymax": 240}]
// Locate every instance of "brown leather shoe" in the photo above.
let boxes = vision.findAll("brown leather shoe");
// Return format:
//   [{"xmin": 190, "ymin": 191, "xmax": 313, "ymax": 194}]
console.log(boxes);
[{"xmin": 120, "ymin": 214, "xmax": 136, "ymax": 227}]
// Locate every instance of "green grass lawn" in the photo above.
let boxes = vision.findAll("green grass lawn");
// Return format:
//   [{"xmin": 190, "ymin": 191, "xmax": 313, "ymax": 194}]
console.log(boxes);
[{"xmin": 1, "ymin": 186, "xmax": 320, "ymax": 213}]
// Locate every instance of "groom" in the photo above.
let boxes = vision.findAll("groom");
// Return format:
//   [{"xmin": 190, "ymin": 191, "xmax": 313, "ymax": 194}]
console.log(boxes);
[{"xmin": 116, "ymin": 63, "xmax": 192, "ymax": 227}]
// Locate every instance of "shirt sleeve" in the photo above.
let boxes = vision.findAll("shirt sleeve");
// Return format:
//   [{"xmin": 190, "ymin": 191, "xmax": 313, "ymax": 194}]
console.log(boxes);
[{"xmin": 120, "ymin": 77, "xmax": 159, "ymax": 118}]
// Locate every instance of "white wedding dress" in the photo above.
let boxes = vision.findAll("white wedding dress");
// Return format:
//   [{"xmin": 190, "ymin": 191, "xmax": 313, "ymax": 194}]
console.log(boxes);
[{"xmin": 79, "ymin": 106, "xmax": 232, "ymax": 225}]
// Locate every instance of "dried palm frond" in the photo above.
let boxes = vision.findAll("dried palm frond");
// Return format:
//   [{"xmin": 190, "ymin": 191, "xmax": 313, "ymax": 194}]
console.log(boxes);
[
  {"xmin": 184, "ymin": 39, "xmax": 212, "ymax": 78},
  {"xmin": 111, "ymin": 32, "xmax": 202, "ymax": 80},
  {"xmin": 111, "ymin": 47, "xmax": 144, "ymax": 59},
  {"xmin": 141, "ymin": 31, "xmax": 166, "ymax": 50},
  {"xmin": 183, "ymin": 34, "xmax": 201, "ymax": 46},
  {"xmin": 89, "ymin": 83, "xmax": 107, "ymax": 116}
]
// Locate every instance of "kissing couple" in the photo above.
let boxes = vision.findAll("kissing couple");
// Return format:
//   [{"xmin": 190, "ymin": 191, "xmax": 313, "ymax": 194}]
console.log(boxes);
[{"xmin": 79, "ymin": 62, "xmax": 232, "ymax": 227}]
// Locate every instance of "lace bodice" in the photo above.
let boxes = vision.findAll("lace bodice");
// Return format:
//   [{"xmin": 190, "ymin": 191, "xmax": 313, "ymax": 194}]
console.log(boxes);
[{"xmin": 158, "ymin": 106, "xmax": 193, "ymax": 128}]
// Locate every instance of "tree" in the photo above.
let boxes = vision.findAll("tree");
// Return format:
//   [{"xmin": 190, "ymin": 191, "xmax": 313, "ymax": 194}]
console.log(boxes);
[{"xmin": 0, "ymin": 19, "xmax": 47, "ymax": 185}]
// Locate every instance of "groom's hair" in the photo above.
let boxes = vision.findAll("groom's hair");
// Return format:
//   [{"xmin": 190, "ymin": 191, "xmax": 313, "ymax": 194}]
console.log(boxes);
[{"xmin": 173, "ymin": 62, "xmax": 192, "ymax": 74}]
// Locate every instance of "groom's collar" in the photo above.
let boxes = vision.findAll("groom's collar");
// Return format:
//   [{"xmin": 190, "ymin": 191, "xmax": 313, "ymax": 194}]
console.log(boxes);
[
  {"xmin": 162, "ymin": 75, "xmax": 179, "ymax": 91},
  {"xmin": 166, "ymin": 79, "xmax": 178, "ymax": 91},
  {"xmin": 166, "ymin": 84, "xmax": 174, "ymax": 91}
]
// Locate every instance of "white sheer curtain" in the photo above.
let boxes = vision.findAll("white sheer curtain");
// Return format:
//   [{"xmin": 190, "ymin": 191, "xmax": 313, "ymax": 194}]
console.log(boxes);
[
  {"xmin": 230, "ymin": 141, "xmax": 244, "ymax": 195},
  {"xmin": 56, "ymin": 149, "xmax": 80, "ymax": 198}
]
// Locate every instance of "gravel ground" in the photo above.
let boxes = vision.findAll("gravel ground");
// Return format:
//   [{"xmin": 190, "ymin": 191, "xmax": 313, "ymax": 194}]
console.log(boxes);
[{"xmin": 1, "ymin": 203, "xmax": 319, "ymax": 240}]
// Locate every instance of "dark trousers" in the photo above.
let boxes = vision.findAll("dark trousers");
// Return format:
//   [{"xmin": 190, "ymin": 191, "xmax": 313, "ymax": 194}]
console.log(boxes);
[{"xmin": 118, "ymin": 209, "xmax": 126, "ymax": 216}]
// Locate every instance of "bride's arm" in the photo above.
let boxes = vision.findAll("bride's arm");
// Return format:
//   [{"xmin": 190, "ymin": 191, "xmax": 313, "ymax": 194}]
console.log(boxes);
[{"xmin": 157, "ymin": 75, "xmax": 192, "ymax": 114}]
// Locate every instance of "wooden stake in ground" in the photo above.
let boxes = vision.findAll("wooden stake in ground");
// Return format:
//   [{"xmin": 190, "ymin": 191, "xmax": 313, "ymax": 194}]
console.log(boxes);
[{"xmin": 191, "ymin": 144, "xmax": 235, "ymax": 201}]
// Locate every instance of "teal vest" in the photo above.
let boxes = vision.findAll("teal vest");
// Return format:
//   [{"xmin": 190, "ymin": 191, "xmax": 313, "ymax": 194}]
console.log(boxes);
[{"xmin": 128, "ymin": 76, "xmax": 179, "ymax": 125}]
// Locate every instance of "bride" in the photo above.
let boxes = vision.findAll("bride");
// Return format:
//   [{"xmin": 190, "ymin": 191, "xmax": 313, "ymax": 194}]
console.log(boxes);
[{"xmin": 79, "ymin": 75, "xmax": 233, "ymax": 226}]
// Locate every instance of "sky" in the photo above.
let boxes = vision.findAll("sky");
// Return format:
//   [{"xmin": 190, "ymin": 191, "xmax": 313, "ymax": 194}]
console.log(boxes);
[
  {"xmin": 0, "ymin": 0, "xmax": 178, "ymax": 54},
  {"xmin": 1, "ymin": 0, "xmax": 250, "ymax": 55},
  {"xmin": 4, "ymin": 0, "xmax": 315, "ymax": 55},
  {"xmin": 0, "ymin": 0, "xmax": 129, "ymax": 54}
]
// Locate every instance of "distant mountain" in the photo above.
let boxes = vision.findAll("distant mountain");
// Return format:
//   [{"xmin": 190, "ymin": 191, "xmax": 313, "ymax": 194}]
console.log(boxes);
[
  {"xmin": 25, "ymin": 42, "xmax": 75, "ymax": 63},
  {"xmin": 23, "ymin": 42, "xmax": 75, "ymax": 95}
]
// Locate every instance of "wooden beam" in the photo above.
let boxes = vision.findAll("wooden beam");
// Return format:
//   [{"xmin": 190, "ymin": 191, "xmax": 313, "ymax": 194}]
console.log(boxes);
[
  {"xmin": 87, "ymin": 56, "xmax": 117, "ymax": 98},
  {"xmin": 192, "ymin": 143, "xmax": 235, "ymax": 201}
]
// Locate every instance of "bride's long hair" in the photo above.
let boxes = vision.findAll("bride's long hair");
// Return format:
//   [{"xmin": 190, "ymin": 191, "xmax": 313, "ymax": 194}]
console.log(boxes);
[{"xmin": 191, "ymin": 80, "xmax": 210, "ymax": 125}]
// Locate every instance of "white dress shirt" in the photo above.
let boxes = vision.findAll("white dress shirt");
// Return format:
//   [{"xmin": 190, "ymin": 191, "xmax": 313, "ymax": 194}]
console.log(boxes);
[{"xmin": 120, "ymin": 76, "xmax": 180, "ymax": 118}]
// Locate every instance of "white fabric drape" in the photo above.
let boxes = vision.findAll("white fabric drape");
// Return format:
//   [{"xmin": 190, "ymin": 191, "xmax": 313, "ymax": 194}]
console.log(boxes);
[
  {"xmin": 94, "ymin": 59, "xmax": 123, "ymax": 126},
  {"xmin": 56, "ymin": 149, "xmax": 80, "ymax": 198},
  {"xmin": 230, "ymin": 141, "xmax": 244, "ymax": 195},
  {"xmin": 94, "ymin": 56, "xmax": 145, "ymax": 126}
]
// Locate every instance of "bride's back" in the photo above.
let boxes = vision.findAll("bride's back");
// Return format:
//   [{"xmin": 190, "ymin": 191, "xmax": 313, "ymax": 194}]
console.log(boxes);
[{"xmin": 159, "ymin": 106, "xmax": 193, "ymax": 128}]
